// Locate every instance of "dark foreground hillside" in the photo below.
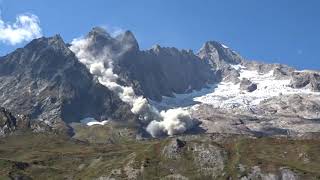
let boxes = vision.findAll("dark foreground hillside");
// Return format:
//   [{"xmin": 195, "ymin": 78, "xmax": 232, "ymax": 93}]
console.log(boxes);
[{"xmin": 0, "ymin": 125, "xmax": 319, "ymax": 180}]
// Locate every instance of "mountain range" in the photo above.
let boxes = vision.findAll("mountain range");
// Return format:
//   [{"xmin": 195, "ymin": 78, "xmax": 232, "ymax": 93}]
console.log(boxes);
[
  {"xmin": 1, "ymin": 27, "xmax": 319, "ymax": 137},
  {"xmin": 0, "ymin": 27, "xmax": 320, "ymax": 179}
]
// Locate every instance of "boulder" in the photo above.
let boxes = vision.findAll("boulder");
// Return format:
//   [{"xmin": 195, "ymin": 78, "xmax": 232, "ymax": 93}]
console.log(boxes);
[{"xmin": 240, "ymin": 78, "xmax": 257, "ymax": 92}]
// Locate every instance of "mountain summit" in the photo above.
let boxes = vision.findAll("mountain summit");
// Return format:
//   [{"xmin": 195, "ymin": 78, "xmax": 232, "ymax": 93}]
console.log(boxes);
[
  {"xmin": 0, "ymin": 35, "xmax": 134, "ymax": 132},
  {"xmin": 0, "ymin": 27, "xmax": 320, "ymax": 138}
]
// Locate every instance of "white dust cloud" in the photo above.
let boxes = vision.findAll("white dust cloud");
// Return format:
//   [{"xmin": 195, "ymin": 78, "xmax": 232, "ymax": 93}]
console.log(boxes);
[
  {"xmin": 146, "ymin": 108, "xmax": 196, "ymax": 137},
  {"xmin": 70, "ymin": 29, "xmax": 197, "ymax": 137}
]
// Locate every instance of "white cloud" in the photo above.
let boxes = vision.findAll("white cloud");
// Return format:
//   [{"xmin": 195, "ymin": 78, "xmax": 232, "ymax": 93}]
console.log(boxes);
[{"xmin": 0, "ymin": 13, "xmax": 42, "ymax": 45}]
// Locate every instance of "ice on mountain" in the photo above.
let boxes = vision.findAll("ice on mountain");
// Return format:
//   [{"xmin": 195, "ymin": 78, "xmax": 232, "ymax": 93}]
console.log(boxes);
[
  {"xmin": 194, "ymin": 68, "xmax": 320, "ymax": 110},
  {"xmin": 221, "ymin": 44, "xmax": 229, "ymax": 48},
  {"xmin": 155, "ymin": 65, "xmax": 320, "ymax": 112},
  {"xmin": 230, "ymin": 64, "xmax": 246, "ymax": 71},
  {"xmin": 80, "ymin": 117, "xmax": 109, "ymax": 126}
]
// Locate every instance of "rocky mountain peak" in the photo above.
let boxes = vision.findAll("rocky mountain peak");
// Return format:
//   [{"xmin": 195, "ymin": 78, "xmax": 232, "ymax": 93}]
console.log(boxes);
[
  {"xmin": 85, "ymin": 27, "xmax": 114, "ymax": 52},
  {"xmin": 150, "ymin": 44, "xmax": 162, "ymax": 53},
  {"xmin": 149, "ymin": 45, "xmax": 193, "ymax": 58},
  {"xmin": 0, "ymin": 35, "xmax": 75, "ymax": 77},
  {"xmin": 22, "ymin": 36, "xmax": 74, "ymax": 67},
  {"xmin": 0, "ymin": 34, "xmax": 135, "ymax": 129},
  {"xmin": 200, "ymin": 41, "xmax": 224, "ymax": 52},
  {"xmin": 48, "ymin": 34, "xmax": 64, "ymax": 43},
  {"xmin": 116, "ymin": 30, "xmax": 139, "ymax": 51},
  {"xmin": 198, "ymin": 41, "xmax": 224, "ymax": 58},
  {"xmin": 26, "ymin": 34, "xmax": 69, "ymax": 52},
  {"xmin": 149, "ymin": 45, "xmax": 184, "ymax": 57},
  {"xmin": 84, "ymin": 27, "xmax": 139, "ymax": 56},
  {"xmin": 87, "ymin": 27, "xmax": 111, "ymax": 39},
  {"xmin": 198, "ymin": 41, "xmax": 243, "ymax": 68}
]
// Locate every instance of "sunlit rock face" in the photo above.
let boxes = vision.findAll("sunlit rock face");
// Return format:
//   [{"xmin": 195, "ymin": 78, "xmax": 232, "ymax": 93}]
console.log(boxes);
[
  {"xmin": 78, "ymin": 27, "xmax": 219, "ymax": 102},
  {"xmin": 0, "ymin": 34, "xmax": 134, "ymax": 130},
  {"xmin": 70, "ymin": 28, "xmax": 204, "ymax": 137}
]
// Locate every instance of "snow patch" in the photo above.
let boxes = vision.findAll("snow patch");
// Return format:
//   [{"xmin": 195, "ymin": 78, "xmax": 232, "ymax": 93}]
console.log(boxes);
[
  {"xmin": 221, "ymin": 44, "xmax": 229, "ymax": 49},
  {"xmin": 295, "ymin": 69, "xmax": 319, "ymax": 73},
  {"xmin": 230, "ymin": 64, "xmax": 245, "ymax": 71},
  {"xmin": 80, "ymin": 117, "xmax": 109, "ymax": 126}
]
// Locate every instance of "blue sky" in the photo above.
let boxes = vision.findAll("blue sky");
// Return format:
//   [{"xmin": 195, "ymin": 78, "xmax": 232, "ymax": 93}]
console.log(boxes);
[{"xmin": 0, "ymin": 0, "xmax": 319, "ymax": 70}]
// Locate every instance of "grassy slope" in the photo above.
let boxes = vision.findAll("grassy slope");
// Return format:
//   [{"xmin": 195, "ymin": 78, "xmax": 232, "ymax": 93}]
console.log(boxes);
[{"xmin": 0, "ymin": 129, "xmax": 320, "ymax": 179}]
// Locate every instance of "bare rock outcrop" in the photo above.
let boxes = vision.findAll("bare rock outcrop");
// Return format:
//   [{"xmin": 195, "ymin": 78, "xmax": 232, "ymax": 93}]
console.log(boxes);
[
  {"xmin": 240, "ymin": 78, "xmax": 257, "ymax": 92},
  {"xmin": 290, "ymin": 71, "xmax": 320, "ymax": 91},
  {"xmin": 0, "ymin": 35, "xmax": 134, "ymax": 130}
]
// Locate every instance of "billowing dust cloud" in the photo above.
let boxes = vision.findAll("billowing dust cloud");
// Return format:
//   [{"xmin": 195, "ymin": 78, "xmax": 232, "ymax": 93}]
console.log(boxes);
[{"xmin": 70, "ymin": 29, "xmax": 198, "ymax": 137}]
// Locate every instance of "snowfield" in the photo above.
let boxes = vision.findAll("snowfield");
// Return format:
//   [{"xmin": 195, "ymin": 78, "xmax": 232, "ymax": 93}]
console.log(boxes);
[
  {"xmin": 80, "ymin": 117, "xmax": 109, "ymax": 126},
  {"xmin": 195, "ymin": 66, "xmax": 320, "ymax": 110},
  {"xmin": 155, "ymin": 65, "xmax": 320, "ymax": 112},
  {"xmin": 152, "ymin": 64, "xmax": 320, "ymax": 135}
]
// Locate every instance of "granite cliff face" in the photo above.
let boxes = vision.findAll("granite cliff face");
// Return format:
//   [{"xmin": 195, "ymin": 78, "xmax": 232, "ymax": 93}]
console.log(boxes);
[
  {"xmin": 117, "ymin": 45, "xmax": 218, "ymax": 101},
  {"xmin": 198, "ymin": 41, "xmax": 243, "ymax": 67},
  {"xmin": 0, "ymin": 35, "xmax": 134, "ymax": 130},
  {"xmin": 83, "ymin": 27, "xmax": 219, "ymax": 101}
]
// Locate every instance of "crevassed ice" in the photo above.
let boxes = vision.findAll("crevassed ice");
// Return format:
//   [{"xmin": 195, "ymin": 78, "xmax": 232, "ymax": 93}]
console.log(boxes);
[
  {"xmin": 194, "ymin": 67, "xmax": 320, "ymax": 110},
  {"xmin": 155, "ymin": 65, "xmax": 320, "ymax": 111}
]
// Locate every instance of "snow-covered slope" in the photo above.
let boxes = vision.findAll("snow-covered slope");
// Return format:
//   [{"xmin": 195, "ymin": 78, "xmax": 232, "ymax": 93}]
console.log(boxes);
[
  {"xmin": 151, "ymin": 63, "xmax": 320, "ymax": 136},
  {"xmin": 195, "ymin": 65, "xmax": 320, "ymax": 111},
  {"xmin": 80, "ymin": 117, "xmax": 109, "ymax": 126},
  {"xmin": 153, "ymin": 64, "xmax": 320, "ymax": 113}
]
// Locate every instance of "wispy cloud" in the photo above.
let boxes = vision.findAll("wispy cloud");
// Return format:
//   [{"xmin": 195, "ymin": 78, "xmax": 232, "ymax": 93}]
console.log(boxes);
[{"xmin": 0, "ymin": 13, "xmax": 42, "ymax": 45}]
